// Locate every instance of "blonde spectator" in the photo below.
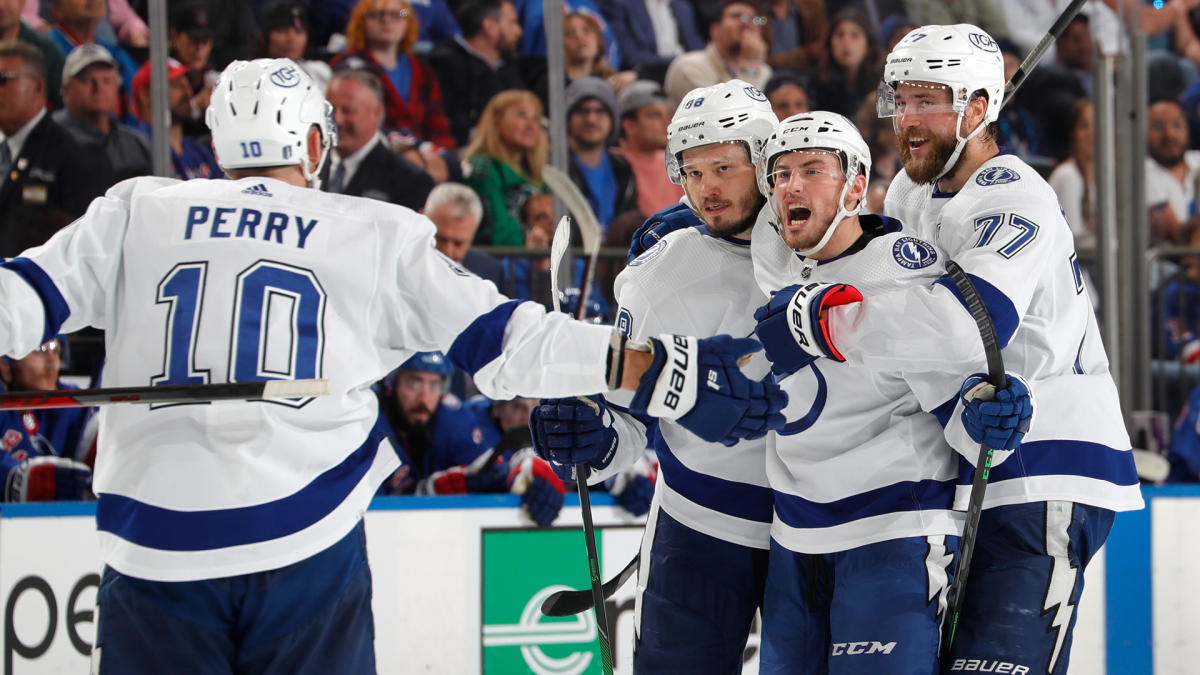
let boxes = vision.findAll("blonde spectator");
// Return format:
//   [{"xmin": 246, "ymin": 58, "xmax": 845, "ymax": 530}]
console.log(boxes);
[{"xmin": 462, "ymin": 90, "xmax": 550, "ymax": 246}]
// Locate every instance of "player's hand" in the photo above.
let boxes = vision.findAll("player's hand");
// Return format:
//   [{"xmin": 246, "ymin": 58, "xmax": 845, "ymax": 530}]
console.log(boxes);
[
  {"xmin": 630, "ymin": 334, "xmax": 787, "ymax": 446},
  {"xmin": 605, "ymin": 457, "xmax": 656, "ymax": 516},
  {"xmin": 507, "ymin": 450, "xmax": 566, "ymax": 527},
  {"xmin": 530, "ymin": 395, "xmax": 618, "ymax": 481},
  {"xmin": 6, "ymin": 456, "xmax": 92, "ymax": 502},
  {"xmin": 626, "ymin": 203, "xmax": 700, "ymax": 262},
  {"xmin": 417, "ymin": 453, "xmax": 507, "ymax": 495},
  {"xmin": 753, "ymin": 282, "xmax": 862, "ymax": 376},
  {"xmin": 959, "ymin": 373, "xmax": 1034, "ymax": 450}
]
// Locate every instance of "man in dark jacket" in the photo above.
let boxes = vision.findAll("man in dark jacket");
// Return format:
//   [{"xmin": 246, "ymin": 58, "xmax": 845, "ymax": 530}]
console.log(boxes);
[
  {"xmin": 427, "ymin": 0, "xmax": 525, "ymax": 147},
  {"xmin": 0, "ymin": 40, "xmax": 112, "ymax": 257},
  {"xmin": 565, "ymin": 77, "xmax": 638, "ymax": 237}
]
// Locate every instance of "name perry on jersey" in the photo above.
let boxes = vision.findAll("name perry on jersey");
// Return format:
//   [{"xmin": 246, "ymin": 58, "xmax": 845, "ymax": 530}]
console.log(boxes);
[{"xmin": 183, "ymin": 205, "xmax": 319, "ymax": 249}]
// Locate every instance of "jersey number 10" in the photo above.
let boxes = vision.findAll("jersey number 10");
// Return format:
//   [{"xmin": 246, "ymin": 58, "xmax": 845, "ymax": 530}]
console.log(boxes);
[{"xmin": 151, "ymin": 260, "xmax": 326, "ymax": 407}]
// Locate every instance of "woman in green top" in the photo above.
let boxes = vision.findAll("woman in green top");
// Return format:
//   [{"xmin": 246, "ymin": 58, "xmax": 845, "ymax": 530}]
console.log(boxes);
[{"xmin": 462, "ymin": 89, "xmax": 550, "ymax": 246}]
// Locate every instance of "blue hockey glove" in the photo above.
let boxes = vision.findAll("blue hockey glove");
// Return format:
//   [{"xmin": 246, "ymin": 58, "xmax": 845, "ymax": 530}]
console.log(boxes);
[
  {"xmin": 626, "ymin": 203, "xmax": 700, "ymax": 262},
  {"xmin": 753, "ymin": 282, "xmax": 863, "ymax": 376},
  {"xmin": 5, "ymin": 456, "xmax": 92, "ymax": 501},
  {"xmin": 507, "ymin": 450, "xmax": 566, "ymax": 527},
  {"xmin": 959, "ymin": 373, "xmax": 1034, "ymax": 450},
  {"xmin": 605, "ymin": 458, "xmax": 656, "ymax": 516},
  {"xmin": 530, "ymin": 395, "xmax": 618, "ymax": 482},
  {"xmin": 629, "ymin": 335, "xmax": 788, "ymax": 446}
]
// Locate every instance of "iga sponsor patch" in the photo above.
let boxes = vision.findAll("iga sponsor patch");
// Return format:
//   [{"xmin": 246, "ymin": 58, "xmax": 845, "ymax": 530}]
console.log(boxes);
[
  {"xmin": 892, "ymin": 237, "xmax": 937, "ymax": 269},
  {"xmin": 976, "ymin": 167, "xmax": 1020, "ymax": 186}
]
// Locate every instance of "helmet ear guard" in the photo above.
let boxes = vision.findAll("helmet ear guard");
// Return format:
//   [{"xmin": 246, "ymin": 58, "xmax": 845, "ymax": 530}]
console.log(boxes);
[{"xmin": 206, "ymin": 59, "xmax": 337, "ymax": 186}]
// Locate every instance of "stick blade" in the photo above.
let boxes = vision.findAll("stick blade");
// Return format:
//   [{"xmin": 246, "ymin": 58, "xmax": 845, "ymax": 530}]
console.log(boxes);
[
  {"xmin": 549, "ymin": 214, "xmax": 571, "ymax": 313},
  {"xmin": 260, "ymin": 378, "xmax": 331, "ymax": 399},
  {"xmin": 540, "ymin": 588, "xmax": 595, "ymax": 617}
]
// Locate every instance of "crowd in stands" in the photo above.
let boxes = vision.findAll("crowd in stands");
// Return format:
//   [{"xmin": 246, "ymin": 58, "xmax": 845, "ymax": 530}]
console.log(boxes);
[{"xmin": 11, "ymin": 0, "xmax": 1200, "ymax": 500}]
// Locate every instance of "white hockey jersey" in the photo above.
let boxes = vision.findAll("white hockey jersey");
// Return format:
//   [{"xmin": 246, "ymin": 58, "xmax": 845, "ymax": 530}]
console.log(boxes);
[
  {"xmin": 608, "ymin": 226, "xmax": 773, "ymax": 549},
  {"xmin": 832, "ymin": 153, "xmax": 1143, "ymax": 513},
  {"xmin": 0, "ymin": 176, "xmax": 615, "ymax": 582},
  {"xmin": 751, "ymin": 213, "xmax": 967, "ymax": 554}
]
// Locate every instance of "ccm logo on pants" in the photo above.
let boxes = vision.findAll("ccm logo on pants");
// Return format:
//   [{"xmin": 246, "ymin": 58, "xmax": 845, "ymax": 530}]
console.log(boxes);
[
  {"xmin": 949, "ymin": 659, "xmax": 1031, "ymax": 674},
  {"xmin": 831, "ymin": 641, "xmax": 896, "ymax": 656}
]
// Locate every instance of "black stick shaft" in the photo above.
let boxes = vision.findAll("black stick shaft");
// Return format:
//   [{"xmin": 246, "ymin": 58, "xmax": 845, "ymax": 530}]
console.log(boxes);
[{"xmin": 0, "ymin": 378, "xmax": 329, "ymax": 410}]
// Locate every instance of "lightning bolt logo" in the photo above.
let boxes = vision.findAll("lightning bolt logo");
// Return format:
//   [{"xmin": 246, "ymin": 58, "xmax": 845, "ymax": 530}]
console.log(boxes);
[
  {"xmin": 925, "ymin": 534, "xmax": 954, "ymax": 649},
  {"xmin": 1042, "ymin": 501, "xmax": 1078, "ymax": 673}
]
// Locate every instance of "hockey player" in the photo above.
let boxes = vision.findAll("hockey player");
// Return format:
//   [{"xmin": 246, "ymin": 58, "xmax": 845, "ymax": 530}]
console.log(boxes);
[
  {"xmin": 754, "ymin": 25, "xmax": 1143, "ymax": 673},
  {"xmin": 532, "ymin": 80, "xmax": 778, "ymax": 673},
  {"xmin": 0, "ymin": 59, "xmax": 787, "ymax": 673}
]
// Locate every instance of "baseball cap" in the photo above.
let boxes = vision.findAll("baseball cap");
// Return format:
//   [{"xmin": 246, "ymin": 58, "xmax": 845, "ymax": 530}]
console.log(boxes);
[
  {"xmin": 130, "ymin": 58, "xmax": 190, "ymax": 119},
  {"xmin": 170, "ymin": 0, "xmax": 214, "ymax": 39},
  {"xmin": 62, "ymin": 43, "xmax": 118, "ymax": 83},
  {"xmin": 618, "ymin": 80, "xmax": 667, "ymax": 118}
]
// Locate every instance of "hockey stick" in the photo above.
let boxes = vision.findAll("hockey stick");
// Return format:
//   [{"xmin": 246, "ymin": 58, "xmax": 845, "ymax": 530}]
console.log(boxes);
[
  {"xmin": 939, "ymin": 260, "xmax": 1006, "ymax": 657},
  {"xmin": 541, "ymin": 552, "xmax": 639, "ymax": 616},
  {"xmin": 549, "ymin": 214, "xmax": 614, "ymax": 675},
  {"xmin": 543, "ymin": 166, "xmax": 603, "ymax": 314},
  {"xmin": 1002, "ymin": 0, "xmax": 1087, "ymax": 107},
  {"xmin": 0, "ymin": 378, "xmax": 330, "ymax": 410}
]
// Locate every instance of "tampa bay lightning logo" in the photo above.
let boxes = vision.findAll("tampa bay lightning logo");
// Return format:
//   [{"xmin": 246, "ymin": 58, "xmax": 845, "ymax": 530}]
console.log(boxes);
[
  {"xmin": 969, "ymin": 32, "xmax": 999, "ymax": 52},
  {"xmin": 744, "ymin": 85, "xmax": 767, "ymax": 102},
  {"xmin": 269, "ymin": 65, "xmax": 301, "ymax": 88},
  {"xmin": 892, "ymin": 237, "xmax": 937, "ymax": 269},
  {"xmin": 976, "ymin": 166, "xmax": 1021, "ymax": 186},
  {"xmin": 629, "ymin": 238, "xmax": 667, "ymax": 266}
]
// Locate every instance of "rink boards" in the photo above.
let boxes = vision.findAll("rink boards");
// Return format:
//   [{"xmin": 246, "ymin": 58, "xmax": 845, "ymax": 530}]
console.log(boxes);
[{"xmin": 0, "ymin": 486, "xmax": 1187, "ymax": 674}]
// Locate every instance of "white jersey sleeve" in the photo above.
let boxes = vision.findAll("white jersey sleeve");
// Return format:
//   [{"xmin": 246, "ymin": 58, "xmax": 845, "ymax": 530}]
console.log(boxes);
[{"xmin": 0, "ymin": 176, "xmax": 617, "ymax": 581}]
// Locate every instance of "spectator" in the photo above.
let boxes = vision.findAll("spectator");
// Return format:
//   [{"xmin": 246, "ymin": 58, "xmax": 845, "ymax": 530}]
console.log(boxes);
[
  {"xmin": 52, "ymin": 43, "xmax": 151, "ymax": 182},
  {"xmin": 46, "ymin": 0, "xmax": 137, "ymax": 110},
  {"xmin": 255, "ymin": 1, "xmax": 332, "ymax": 94},
  {"xmin": 499, "ymin": 191, "xmax": 554, "ymax": 304},
  {"xmin": 513, "ymin": 0, "xmax": 618, "ymax": 70},
  {"xmin": 1016, "ymin": 16, "xmax": 1092, "ymax": 163},
  {"xmin": 598, "ymin": 0, "xmax": 703, "ymax": 76},
  {"xmin": 331, "ymin": 0, "xmax": 458, "ymax": 153},
  {"xmin": 613, "ymin": 79, "xmax": 680, "ymax": 218},
  {"xmin": 1048, "ymin": 99, "xmax": 1097, "ymax": 251},
  {"xmin": 994, "ymin": 38, "xmax": 1045, "ymax": 162},
  {"xmin": 169, "ymin": 0, "xmax": 220, "ymax": 142},
  {"xmin": 0, "ymin": 337, "xmax": 93, "ymax": 462},
  {"xmin": 763, "ymin": 69, "xmax": 809, "ymax": 120},
  {"xmin": 323, "ymin": 68, "xmax": 434, "ymax": 210},
  {"xmin": 1154, "ymin": 218, "xmax": 1200, "ymax": 364},
  {"xmin": 902, "ymin": 0, "xmax": 1010, "ymax": 40},
  {"xmin": 877, "ymin": 11, "xmax": 914, "ymax": 51},
  {"xmin": 528, "ymin": 11, "xmax": 637, "ymax": 107},
  {"xmin": 427, "ymin": 0, "xmax": 524, "ymax": 147},
  {"xmin": 664, "ymin": 0, "xmax": 771, "ymax": 109},
  {"xmin": 804, "ymin": 8, "xmax": 880, "ymax": 119},
  {"xmin": 462, "ymin": 88, "xmax": 549, "ymax": 246},
  {"xmin": 424, "ymin": 182, "xmax": 506, "ymax": 289},
  {"xmin": 763, "ymin": 0, "xmax": 826, "ymax": 72},
  {"xmin": 565, "ymin": 77, "xmax": 639, "ymax": 236},
  {"xmin": 0, "ymin": 0, "xmax": 64, "ymax": 109},
  {"xmin": 0, "ymin": 41, "xmax": 112, "ymax": 257},
  {"xmin": 129, "ymin": 58, "xmax": 221, "ymax": 180},
  {"xmin": 409, "ymin": 0, "xmax": 461, "ymax": 54},
  {"xmin": 1147, "ymin": 99, "xmax": 1200, "ymax": 246}
]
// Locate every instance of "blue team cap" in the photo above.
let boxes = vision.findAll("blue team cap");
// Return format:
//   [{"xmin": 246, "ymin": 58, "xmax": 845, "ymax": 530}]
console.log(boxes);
[{"xmin": 398, "ymin": 351, "xmax": 453, "ymax": 378}]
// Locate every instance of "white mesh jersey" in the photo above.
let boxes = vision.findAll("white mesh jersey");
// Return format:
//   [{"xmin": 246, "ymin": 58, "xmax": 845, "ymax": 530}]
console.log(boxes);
[
  {"xmin": 0, "ymin": 176, "xmax": 614, "ymax": 581},
  {"xmin": 608, "ymin": 226, "xmax": 773, "ymax": 549},
  {"xmin": 752, "ymin": 212, "xmax": 968, "ymax": 554},
  {"xmin": 832, "ymin": 153, "xmax": 1143, "ymax": 513}
]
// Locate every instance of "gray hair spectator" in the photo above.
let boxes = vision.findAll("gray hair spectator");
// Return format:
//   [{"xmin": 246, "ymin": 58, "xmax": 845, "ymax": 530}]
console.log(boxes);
[
  {"xmin": 0, "ymin": 40, "xmax": 113, "ymax": 256},
  {"xmin": 53, "ymin": 43, "xmax": 151, "ymax": 181},
  {"xmin": 324, "ymin": 67, "xmax": 434, "ymax": 210},
  {"xmin": 424, "ymin": 182, "xmax": 506, "ymax": 290}
]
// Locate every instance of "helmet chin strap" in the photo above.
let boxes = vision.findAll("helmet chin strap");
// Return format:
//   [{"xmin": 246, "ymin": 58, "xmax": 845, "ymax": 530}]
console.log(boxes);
[
  {"xmin": 934, "ymin": 110, "xmax": 987, "ymax": 184},
  {"xmin": 784, "ymin": 167, "xmax": 861, "ymax": 258}
]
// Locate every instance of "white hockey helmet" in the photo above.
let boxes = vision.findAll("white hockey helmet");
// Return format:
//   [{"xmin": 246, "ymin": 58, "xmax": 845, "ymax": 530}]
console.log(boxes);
[
  {"xmin": 665, "ymin": 79, "xmax": 778, "ymax": 185},
  {"xmin": 877, "ymin": 24, "xmax": 1004, "ymax": 181},
  {"xmin": 758, "ymin": 112, "xmax": 871, "ymax": 256},
  {"xmin": 206, "ymin": 59, "xmax": 336, "ymax": 186}
]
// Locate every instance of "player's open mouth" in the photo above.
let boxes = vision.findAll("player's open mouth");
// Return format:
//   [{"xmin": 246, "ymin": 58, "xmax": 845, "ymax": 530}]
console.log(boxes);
[
  {"xmin": 908, "ymin": 136, "xmax": 929, "ymax": 152},
  {"xmin": 787, "ymin": 205, "xmax": 812, "ymax": 227},
  {"xmin": 704, "ymin": 202, "xmax": 731, "ymax": 215}
]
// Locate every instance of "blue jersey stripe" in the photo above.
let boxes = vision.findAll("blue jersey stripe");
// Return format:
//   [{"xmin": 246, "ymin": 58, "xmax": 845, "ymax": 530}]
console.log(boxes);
[
  {"xmin": 774, "ymin": 477, "xmax": 956, "ymax": 530},
  {"xmin": 934, "ymin": 271, "xmax": 1019, "ymax": 348},
  {"xmin": 930, "ymin": 394, "xmax": 957, "ymax": 428},
  {"xmin": 653, "ymin": 433, "xmax": 773, "ymax": 523},
  {"xmin": 95, "ymin": 416, "xmax": 390, "ymax": 551},
  {"xmin": 446, "ymin": 300, "xmax": 521, "ymax": 376},
  {"xmin": 959, "ymin": 439, "xmax": 1140, "ymax": 486},
  {"xmin": 0, "ymin": 258, "xmax": 70, "ymax": 344}
]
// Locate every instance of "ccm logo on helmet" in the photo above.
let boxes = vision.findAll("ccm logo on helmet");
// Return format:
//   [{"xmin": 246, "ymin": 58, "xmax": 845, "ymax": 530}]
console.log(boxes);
[
  {"xmin": 969, "ymin": 33, "xmax": 999, "ymax": 52},
  {"xmin": 269, "ymin": 65, "xmax": 301, "ymax": 88}
]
